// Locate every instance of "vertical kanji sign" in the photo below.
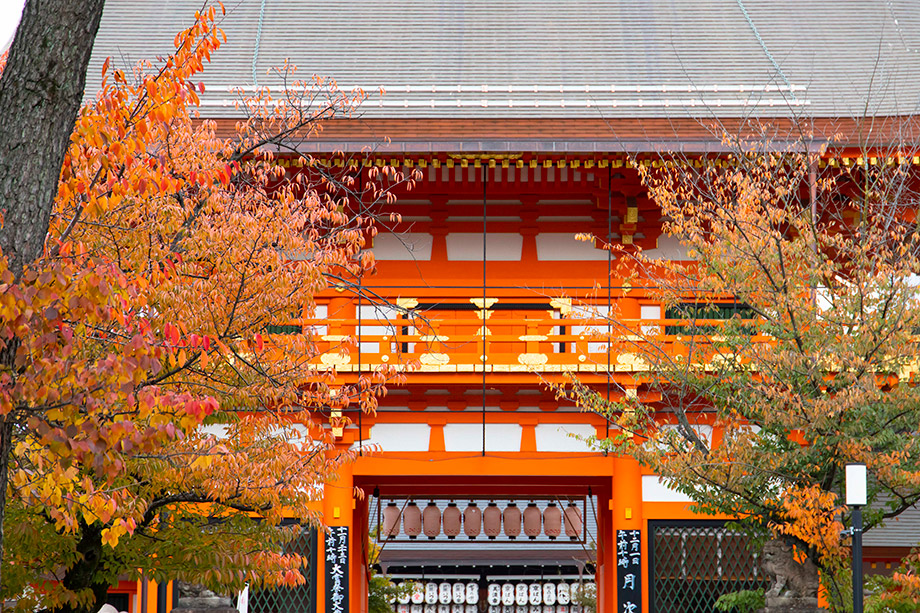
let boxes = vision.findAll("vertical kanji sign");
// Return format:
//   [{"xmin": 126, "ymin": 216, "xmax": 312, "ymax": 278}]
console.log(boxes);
[
  {"xmin": 325, "ymin": 526, "xmax": 349, "ymax": 613},
  {"xmin": 617, "ymin": 529, "xmax": 642, "ymax": 613}
]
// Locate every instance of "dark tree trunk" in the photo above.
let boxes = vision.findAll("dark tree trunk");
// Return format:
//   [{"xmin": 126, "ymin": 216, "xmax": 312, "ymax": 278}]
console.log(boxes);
[
  {"xmin": 0, "ymin": 0, "xmax": 109, "ymax": 596},
  {"xmin": 36, "ymin": 521, "xmax": 112, "ymax": 613},
  {"xmin": 0, "ymin": 0, "xmax": 107, "ymax": 278}
]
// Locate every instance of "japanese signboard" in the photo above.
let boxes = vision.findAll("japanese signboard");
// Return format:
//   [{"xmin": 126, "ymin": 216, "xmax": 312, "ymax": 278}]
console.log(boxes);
[
  {"xmin": 324, "ymin": 526, "xmax": 349, "ymax": 613},
  {"xmin": 617, "ymin": 529, "xmax": 642, "ymax": 613}
]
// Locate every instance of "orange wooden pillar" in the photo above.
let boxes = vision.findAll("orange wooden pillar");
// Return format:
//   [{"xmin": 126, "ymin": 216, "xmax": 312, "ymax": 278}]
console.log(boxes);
[
  {"xmin": 612, "ymin": 455, "xmax": 644, "ymax": 612},
  {"xmin": 319, "ymin": 439, "xmax": 359, "ymax": 613}
]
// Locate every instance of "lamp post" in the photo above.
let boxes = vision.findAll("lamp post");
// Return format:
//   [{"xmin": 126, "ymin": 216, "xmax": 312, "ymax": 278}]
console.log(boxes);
[{"xmin": 846, "ymin": 463, "xmax": 867, "ymax": 613}]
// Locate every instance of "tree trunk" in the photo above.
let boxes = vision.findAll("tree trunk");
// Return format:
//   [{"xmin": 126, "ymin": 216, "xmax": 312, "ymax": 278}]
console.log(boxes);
[
  {"xmin": 0, "ymin": 0, "xmax": 108, "ymax": 596},
  {"xmin": 32, "ymin": 521, "xmax": 113, "ymax": 613},
  {"xmin": 0, "ymin": 0, "xmax": 107, "ymax": 279}
]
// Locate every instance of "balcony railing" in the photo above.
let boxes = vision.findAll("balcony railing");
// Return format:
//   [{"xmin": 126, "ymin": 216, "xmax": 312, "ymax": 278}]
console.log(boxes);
[{"xmin": 271, "ymin": 299, "xmax": 763, "ymax": 373}]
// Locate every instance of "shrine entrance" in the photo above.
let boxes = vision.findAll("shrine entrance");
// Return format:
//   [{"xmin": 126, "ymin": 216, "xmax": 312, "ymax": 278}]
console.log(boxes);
[{"xmin": 352, "ymin": 470, "xmax": 625, "ymax": 613}]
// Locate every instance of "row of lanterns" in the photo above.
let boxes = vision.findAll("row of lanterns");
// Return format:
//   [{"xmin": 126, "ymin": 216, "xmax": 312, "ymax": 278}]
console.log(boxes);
[
  {"xmin": 383, "ymin": 501, "xmax": 584, "ymax": 540},
  {"xmin": 395, "ymin": 606, "xmax": 585, "ymax": 613},
  {"xmin": 393, "ymin": 581, "xmax": 592, "ymax": 610}
]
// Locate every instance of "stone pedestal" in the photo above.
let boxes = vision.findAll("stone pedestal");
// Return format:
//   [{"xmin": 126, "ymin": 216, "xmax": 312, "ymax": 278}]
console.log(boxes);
[
  {"xmin": 170, "ymin": 582, "xmax": 237, "ymax": 613},
  {"xmin": 760, "ymin": 595, "xmax": 824, "ymax": 613}
]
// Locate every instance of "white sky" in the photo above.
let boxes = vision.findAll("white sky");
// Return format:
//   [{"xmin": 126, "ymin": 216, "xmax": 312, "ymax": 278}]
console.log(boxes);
[{"xmin": 1, "ymin": 0, "xmax": 26, "ymax": 53}]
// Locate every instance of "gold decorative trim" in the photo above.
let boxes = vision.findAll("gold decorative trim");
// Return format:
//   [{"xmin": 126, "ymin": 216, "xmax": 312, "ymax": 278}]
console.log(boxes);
[
  {"xmin": 321, "ymin": 353, "xmax": 351, "ymax": 366},
  {"xmin": 470, "ymin": 297, "xmax": 499, "ymax": 309},
  {"xmin": 519, "ymin": 335, "xmax": 548, "ymax": 341},
  {"xmin": 396, "ymin": 298, "xmax": 419, "ymax": 309},
  {"xmin": 419, "ymin": 353, "xmax": 450, "ymax": 365},
  {"xmin": 518, "ymin": 353, "xmax": 549, "ymax": 366},
  {"xmin": 419, "ymin": 335, "xmax": 449, "ymax": 342},
  {"xmin": 550, "ymin": 297, "xmax": 572, "ymax": 315}
]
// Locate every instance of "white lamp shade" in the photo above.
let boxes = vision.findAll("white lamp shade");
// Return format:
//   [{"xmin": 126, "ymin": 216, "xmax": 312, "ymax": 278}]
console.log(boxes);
[{"xmin": 846, "ymin": 463, "xmax": 867, "ymax": 506}]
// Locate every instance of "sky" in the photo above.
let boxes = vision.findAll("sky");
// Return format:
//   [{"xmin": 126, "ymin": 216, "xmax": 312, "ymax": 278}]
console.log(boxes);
[{"xmin": 1, "ymin": 0, "xmax": 25, "ymax": 53}]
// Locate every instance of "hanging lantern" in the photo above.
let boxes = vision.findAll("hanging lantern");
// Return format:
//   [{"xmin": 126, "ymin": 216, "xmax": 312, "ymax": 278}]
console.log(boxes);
[
  {"xmin": 543, "ymin": 502, "xmax": 561, "ymax": 539},
  {"xmin": 438, "ymin": 605, "xmax": 450, "ymax": 613},
  {"xmin": 443, "ymin": 502, "xmax": 462, "ymax": 539},
  {"xmin": 452, "ymin": 583, "xmax": 466, "ymax": 604},
  {"xmin": 555, "ymin": 606, "xmax": 567, "ymax": 613},
  {"xmin": 397, "ymin": 605, "xmax": 410, "ymax": 613},
  {"xmin": 564, "ymin": 502, "xmax": 583, "ymax": 539},
  {"xmin": 503, "ymin": 502, "xmax": 522, "ymax": 539},
  {"xmin": 423, "ymin": 502, "xmax": 441, "ymax": 539},
  {"xmin": 451, "ymin": 605, "xmax": 464, "ymax": 613},
  {"xmin": 464, "ymin": 502, "xmax": 482, "ymax": 539},
  {"xmin": 528, "ymin": 583, "xmax": 542, "ymax": 605},
  {"xmin": 465, "ymin": 582, "xmax": 479, "ymax": 604},
  {"xmin": 422, "ymin": 606, "xmax": 435, "ymax": 613},
  {"xmin": 383, "ymin": 502, "xmax": 401, "ymax": 539},
  {"xmin": 404, "ymin": 501, "xmax": 422, "ymax": 539},
  {"xmin": 411, "ymin": 582, "xmax": 425, "ymax": 604},
  {"xmin": 515, "ymin": 584, "xmax": 529, "ymax": 606},
  {"xmin": 523, "ymin": 502, "xmax": 542, "ymax": 539},
  {"xmin": 556, "ymin": 583, "xmax": 570, "ymax": 605},
  {"xmin": 483, "ymin": 502, "xmax": 502, "ymax": 538},
  {"xmin": 542, "ymin": 583, "xmax": 556, "ymax": 606},
  {"xmin": 439, "ymin": 582, "xmax": 452, "ymax": 604},
  {"xmin": 487, "ymin": 584, "xmax": 501, "ymax": 606},
  {"xmin": 426, "ymin": 582, "xmax": 439, "ymax": 604},
  {"xmin": 543, "ymin": 606, "xmax": 554, "ymax": 613},
  {"xmin": 410, "ymin": 605, "xmax": 423, "ymax": 613},
  {"xmin": 501, "ymin": 584, "xmax": 515, "ymax": 606},
  {"xmin": 465, "ymin": 606, "xmax": 477, "ymax": 613}
]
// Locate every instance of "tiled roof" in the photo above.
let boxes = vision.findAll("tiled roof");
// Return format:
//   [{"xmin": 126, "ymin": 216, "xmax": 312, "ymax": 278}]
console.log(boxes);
[{"xmin": 85, "ymin": 0, "xmax": 920, "ymax": 119}]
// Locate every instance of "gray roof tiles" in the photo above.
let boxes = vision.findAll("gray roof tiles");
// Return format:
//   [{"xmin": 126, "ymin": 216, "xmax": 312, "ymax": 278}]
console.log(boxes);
[{"xmin": 84, "ymin": 0, "xmax": 920, "ymax": 118}]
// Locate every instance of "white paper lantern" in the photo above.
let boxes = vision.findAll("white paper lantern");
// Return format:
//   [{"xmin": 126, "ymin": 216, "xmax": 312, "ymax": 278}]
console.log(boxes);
[
  {"xmin": 451, "ymin": 605, "xmax": 464, "ymax": 613},
  {"xmin": 556, "ymin": 583, "xmax": 570, "ymax": 604},
  {"xmin": 501, "ymin": 584, "xmax": 515, "ymax": 606},
  {"xmin": 453, "ymin": 583, "xmax": 466, "ymax": 604},
  {"xmin": 515, "ymin": 583, "xmax": 529, "ymax": 606},
  {"xmin": 466, "ymin": 582, "xmax": 479, "ymax": 604},
  {"xmin": 410, "ymin": 605, "xmax": 423, "ymax": 613},
  {"xmin": 425, "ymin": 582, "xmax": 439, "ymax": 604},
  {"xmin": 529, "ymin": 583, "xmax": 542, "ymax": 605},
  {"xmin": 438, "ymin": 605, "xmax": 450, "ymax": 613},
  {"xmin": 422, "ymin": 605, "xmax": 434, "ymax": 613},
  {"xmin": 488, "ymin": 584, "xmax": 501, "ymax": 606},
  {"xmin": 397, "ymin": 604, "xmax": 410, "ymax": 613},
  {"xmin": 398, "ymin": 583, "xmax": 411, "ymax": 604},
  {"xmin": 439, "ymin": 582, "xmax": 452, "ymax": 605},
  {"xmin": 542, "ymin": 583, "xmax": 556, "ymax": 605},
  {"xmin": 411, "ymin": 582, "xmax": 425, "ymax": 604}
]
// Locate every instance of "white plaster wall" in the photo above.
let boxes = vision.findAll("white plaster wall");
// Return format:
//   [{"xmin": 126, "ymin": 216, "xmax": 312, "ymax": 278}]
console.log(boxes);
[
  {"xmin": 535, "ymin": 233, "xmax": 608, "ymax": 261},
  {"xmin": 533, "ymin": 424, "xmax": 596, "ymax": 452},
  {"xmin": 641, "ymin": 475, "xmax": 693, "ymax": 502},
  {"xmin": 372, "ymin": 232, "xmax": 433, "ymax": 261},
  {"xmin": 443, "ymin": 423, "xmax": 522, "ymax": 452},
  {"xmin": 446, "ymin": 233, "xmax": 523, "ymax": 261},
  {"xmin": 364, "ymin": 423, "xmax": 431, "ymax": 452}
]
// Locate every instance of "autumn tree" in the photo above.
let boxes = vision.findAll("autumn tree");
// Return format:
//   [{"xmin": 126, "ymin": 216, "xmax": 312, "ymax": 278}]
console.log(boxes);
[
  {"xmin": 564, "ymin": 120, "xmax": 920, "ymax": 610},
  {"xmin": 0, "ymin": 6, "xmax": 415, "ymax": 613}
]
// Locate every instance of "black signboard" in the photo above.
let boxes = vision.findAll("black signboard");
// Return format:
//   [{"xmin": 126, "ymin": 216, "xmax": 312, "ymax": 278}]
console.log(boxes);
[
  {"xmin": 324, "ymin": 526, "xmax": 349, "ymax": 613},
  {"xmin": 617, "ymin": 529, "xmax": 642, "ymax": 613}
]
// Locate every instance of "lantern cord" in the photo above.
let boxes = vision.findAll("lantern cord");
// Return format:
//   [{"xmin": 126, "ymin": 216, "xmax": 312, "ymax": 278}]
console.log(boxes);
[
  {"xmin": 482, "ymin": 165, "xmax": 488, "ymax": 457},
  {"xmin": 357, "ymin": 170, "xmax": 363, "ymax": 456},
  {"xmin": 606, "ymin": 164, "xmax": 612, "ymax": 444}
]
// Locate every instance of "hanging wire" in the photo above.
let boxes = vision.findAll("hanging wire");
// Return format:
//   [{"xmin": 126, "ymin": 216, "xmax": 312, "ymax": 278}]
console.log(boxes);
[
  {"xmin": 251, "ymin": 0, "xmax": 267, "ymax": 86},
  {"xmin": 482, "ymin": 164, "xmax": 488, "ymax": 456},
  {"xmin": 357, "ymin": 168, "xmax": 364, "ymax": 455},
  {"xmin": 606, "ymin": 164, "xmax": 612, "ymax": 444},
  {"xmin": 735, "ymin": 0, "xmax": 796, "ymax": 101}
]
